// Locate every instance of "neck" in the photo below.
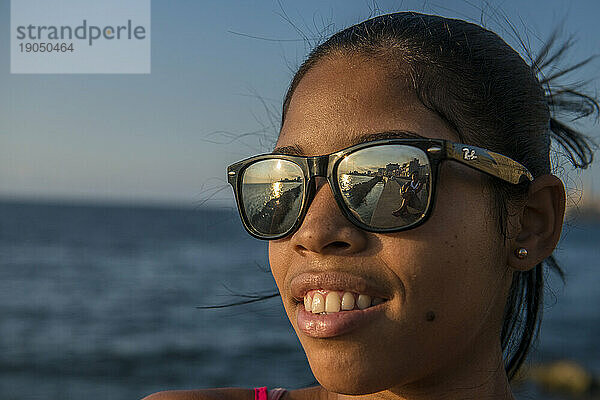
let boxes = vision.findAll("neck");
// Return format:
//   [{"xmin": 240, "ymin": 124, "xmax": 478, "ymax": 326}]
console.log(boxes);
[{"xmin": 325, "ymin": 338, "xmax": 514, "ymax": 400}]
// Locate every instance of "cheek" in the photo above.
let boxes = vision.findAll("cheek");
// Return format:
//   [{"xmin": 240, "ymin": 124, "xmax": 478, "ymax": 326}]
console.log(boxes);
[
  {"xmin": 268, "ymin": 241, "xmax": 285, "ymax": 286},
  {"xmin": 269, "ymin": 240, "xmax": 306, "ymax": 329},
  {"xmin": 381, "ymin": 172, "xmax": 506, "ymax": 334},
  {"xmin": 268, "ymin": 241, "xmax": 293, "ymax": 309}
]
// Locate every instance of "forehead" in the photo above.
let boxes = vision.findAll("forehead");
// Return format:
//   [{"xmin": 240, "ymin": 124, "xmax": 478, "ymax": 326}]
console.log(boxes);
[{"xmin": 276, "ymin": 54, "xmax": 458, "ymax": 156}]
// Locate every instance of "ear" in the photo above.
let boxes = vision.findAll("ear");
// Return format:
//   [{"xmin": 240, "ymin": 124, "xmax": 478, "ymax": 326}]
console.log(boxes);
[{"xmin": 508, "ymin": 174, "xmax": 566, "ymax": 271}]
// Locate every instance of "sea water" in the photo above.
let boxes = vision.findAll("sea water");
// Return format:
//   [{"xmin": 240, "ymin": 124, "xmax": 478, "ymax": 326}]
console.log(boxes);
[{"xmin": 0, "ymin": 200, "xmax": 597, "ymax": 400}]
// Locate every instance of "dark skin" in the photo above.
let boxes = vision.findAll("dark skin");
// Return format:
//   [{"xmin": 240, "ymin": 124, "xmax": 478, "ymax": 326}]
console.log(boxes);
[{"xmin": 143, "ymin": 54, "xmax": 565, "ymax": 400}]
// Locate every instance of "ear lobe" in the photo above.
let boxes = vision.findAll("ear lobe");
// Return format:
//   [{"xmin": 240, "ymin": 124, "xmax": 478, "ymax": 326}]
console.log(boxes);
[{"xmin": 508, "ymin": 174, "xmax": 566, "ymax": 271}]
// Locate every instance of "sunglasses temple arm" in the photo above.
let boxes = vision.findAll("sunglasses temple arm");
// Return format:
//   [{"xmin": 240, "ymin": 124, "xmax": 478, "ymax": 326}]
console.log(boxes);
[{"xmin": 445, "ymin": 142, "xmax": 534, "ymax": 184}]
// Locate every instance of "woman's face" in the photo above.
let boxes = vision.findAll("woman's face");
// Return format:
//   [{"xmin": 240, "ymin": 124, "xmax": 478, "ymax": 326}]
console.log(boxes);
[{"xmin": 268, "ymin": 55, "xmax": 513, "ymax": 395}]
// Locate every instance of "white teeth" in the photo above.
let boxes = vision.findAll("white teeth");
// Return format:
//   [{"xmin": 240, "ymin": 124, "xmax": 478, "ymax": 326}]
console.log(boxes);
[
  {"xmin": 304, "ymin": 291, "xmax": 385, "ymax": 313},
  {"xmin": 341, "ymin": 292, "xmax": 355, "ymax": 310},
  {"xmin": 311, "ymin": 293, "xmax": 325, "ymax": 314},
  {"xmin": 304, "ymin": 294, "xmax": 312, "ymax": 312},
  {"xmin": 325, "ymin": 292, "xmax": 341, "ymax": 313},
  {"xmin": 357, "ymin": 294, "xmax": 372, "ymax": 310}
]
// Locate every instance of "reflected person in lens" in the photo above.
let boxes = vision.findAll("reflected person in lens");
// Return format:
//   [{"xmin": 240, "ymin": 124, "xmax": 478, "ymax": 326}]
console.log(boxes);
[{"xmin": 392, "ymin": 170, "xmax": 424, "ymax": 218}]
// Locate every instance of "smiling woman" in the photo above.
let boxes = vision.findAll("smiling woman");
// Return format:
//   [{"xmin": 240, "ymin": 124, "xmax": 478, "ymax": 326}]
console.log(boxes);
[{"xmin": 144, "ymin": 11, "xmax": 598, "ymax": 400}]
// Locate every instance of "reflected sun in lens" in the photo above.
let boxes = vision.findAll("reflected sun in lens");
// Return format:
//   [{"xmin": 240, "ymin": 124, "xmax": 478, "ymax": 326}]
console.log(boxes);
[
  {"xmin": 339, "ymin": 174, "xmax": 351, "ymax": 192},
  {"xmin": 271, "ymin": 181, "xmax": 283, "ymax": 198}
]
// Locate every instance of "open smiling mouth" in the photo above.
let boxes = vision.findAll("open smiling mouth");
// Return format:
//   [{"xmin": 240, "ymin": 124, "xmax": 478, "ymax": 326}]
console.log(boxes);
[{"xmin": 294, "ymin": 290, "xmax": 389, "ymax": 338}]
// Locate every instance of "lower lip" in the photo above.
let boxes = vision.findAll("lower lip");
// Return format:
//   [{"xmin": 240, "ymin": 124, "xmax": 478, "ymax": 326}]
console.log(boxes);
[{"xmin": 296, "ymin": 301, "xmax": 386, "ymax": 338}]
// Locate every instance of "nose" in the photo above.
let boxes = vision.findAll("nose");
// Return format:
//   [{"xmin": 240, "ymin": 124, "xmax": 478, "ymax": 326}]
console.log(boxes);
[{"xmin": 290, "ymin": 177, "xmax": 368, "ymax": 255}]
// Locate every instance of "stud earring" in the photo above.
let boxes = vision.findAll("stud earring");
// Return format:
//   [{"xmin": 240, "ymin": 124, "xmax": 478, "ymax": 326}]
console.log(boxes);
[{"xmin": 515, "ymin": 248, "xmax": 528, "ymax": 259}]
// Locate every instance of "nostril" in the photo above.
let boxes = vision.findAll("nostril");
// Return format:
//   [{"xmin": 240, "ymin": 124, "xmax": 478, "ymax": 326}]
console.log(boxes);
[
  {"xmin": 328, "ymin": 241, "xmax": 350, "ymax": 249},
  {"xmin": 294, "ymin": 244, "xmax": 308, "ymax": 253},
  {"xmin": 294, "ymin": 241, "xmax": 351, "ymax": 254}
]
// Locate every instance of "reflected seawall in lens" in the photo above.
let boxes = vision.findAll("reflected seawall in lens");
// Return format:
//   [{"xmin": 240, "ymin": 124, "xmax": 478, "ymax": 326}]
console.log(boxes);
[
  {"xmin": 250, "ymin": 184, "xmax": 303, "ymax": 235},
  {"xmin": 345, "ymin": 176, "xmax": 382, "ymax": 207}
]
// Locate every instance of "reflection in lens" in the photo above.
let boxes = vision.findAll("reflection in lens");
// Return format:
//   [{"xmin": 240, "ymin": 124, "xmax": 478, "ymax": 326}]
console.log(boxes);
[
  {"xmin": 337, "ymin": 145, "xmax": 431, "ymax": 229},
  {"xmin": 241, "ymin": 159, "xmax": 304, "ymax": 236}
]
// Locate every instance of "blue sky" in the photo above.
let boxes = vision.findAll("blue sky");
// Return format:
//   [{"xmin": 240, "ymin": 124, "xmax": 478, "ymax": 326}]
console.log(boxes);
[{"xmin": 1, "ymin": 0, "xmax": 599, "ymax": 208}]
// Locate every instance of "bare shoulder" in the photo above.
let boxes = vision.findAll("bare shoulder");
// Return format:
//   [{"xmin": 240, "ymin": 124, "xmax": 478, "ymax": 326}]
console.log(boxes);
[{"xmin": 141, "ymin": 387, "xmax": 254, "ymax": 400}]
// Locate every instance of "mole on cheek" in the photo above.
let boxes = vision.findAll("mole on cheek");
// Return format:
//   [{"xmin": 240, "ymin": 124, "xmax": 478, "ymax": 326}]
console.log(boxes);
[{"xmin": 426, "ymin": 311, "xmax": 436, "ymax": 322}]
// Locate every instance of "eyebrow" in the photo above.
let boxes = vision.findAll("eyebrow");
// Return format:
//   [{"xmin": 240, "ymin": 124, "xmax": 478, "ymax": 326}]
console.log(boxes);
[{"xmin": 271, "ymin": 130, "xmax": 426, "ymax": 156}]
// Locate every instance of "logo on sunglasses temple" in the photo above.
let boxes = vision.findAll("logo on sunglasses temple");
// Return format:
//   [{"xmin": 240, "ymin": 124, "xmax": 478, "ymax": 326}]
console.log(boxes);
[{"xmin": 462, "ymin": 147, "xmax": 478, "ymax": 161}]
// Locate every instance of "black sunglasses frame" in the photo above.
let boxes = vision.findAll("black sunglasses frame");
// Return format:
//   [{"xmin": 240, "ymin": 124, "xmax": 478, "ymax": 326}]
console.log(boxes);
[{"xmin": 227, "ymin": 138, "xmax": 533, "ymax": 240}]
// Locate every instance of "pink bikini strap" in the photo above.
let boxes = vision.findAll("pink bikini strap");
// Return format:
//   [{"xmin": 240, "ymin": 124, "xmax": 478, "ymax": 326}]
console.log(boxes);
[
  {"xmin": 254, "ymin": 387, "xmax": 268, "ymax": 400},
  {"xmin": 254, "ymin": 387, "xmax": 287, "ymax": 400}
]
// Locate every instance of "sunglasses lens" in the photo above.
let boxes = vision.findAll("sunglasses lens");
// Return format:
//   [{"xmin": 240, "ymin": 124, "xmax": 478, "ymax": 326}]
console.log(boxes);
[
  {"xmin": 336, "ymin": 145, "xmax": 431, "ymax": 229},
  {"xmin": 241, "ymin": 159, "xmax": 305, "ymax": 237}
]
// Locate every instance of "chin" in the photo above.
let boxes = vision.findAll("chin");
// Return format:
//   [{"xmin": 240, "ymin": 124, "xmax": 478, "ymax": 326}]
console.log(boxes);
[
  {"xmin": 301, "ymin": 338, "xmax": 426, "ymax": 396},
  {"xmin": 307, "ymin": 354, "xmax": 401, "ymax": 395}
]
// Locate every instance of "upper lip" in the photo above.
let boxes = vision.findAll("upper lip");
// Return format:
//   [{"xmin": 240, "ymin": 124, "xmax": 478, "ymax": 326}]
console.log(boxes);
[{"xmin": 290, "ymin": 270, "xmax": 392, "ymax": 302}]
